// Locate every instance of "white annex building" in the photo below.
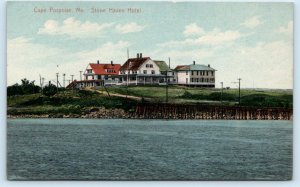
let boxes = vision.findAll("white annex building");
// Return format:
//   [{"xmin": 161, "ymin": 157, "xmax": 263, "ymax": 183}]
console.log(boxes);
[{"xmin": 174, "ymin": 61, "xmax": 216, "ymax": 87}]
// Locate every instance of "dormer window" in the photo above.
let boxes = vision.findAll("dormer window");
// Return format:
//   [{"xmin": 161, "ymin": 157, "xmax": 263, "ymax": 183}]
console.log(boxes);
[{"xmin": 105, "ymin": 69, "xmax": 115, "ymax": 73}]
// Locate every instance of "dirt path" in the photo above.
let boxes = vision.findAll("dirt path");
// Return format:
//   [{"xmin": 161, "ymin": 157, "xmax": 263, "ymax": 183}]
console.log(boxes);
[{"xmin": 86, "ymin": 88, "xmax": 151, "ymax": 101}]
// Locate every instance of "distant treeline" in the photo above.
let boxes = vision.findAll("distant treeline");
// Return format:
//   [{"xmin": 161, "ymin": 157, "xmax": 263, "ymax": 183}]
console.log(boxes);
[
  {"xmin": 7, "ymin": 79, "xmax": 58, "ymax": 97},
  {"xmin": 7, "ymin": 79, "xmax": 41, "ymax": 96}
]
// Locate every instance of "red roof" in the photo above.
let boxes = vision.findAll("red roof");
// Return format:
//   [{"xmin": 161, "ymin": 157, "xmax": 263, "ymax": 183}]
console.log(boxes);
[
  {"xmin": 120, "ymin": 57, "xmax": 151, "ymax": 71},
  {"xmin": 174, "ymin": 65, "xmax": 189, "ymax": 70},
  {"xmin": 89, "ymin": 63, "xmax": 121, "ymax": 75}
]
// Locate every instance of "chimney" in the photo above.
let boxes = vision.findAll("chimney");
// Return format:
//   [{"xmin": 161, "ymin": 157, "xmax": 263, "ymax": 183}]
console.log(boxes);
[
  {"xmin": 140, "ymin": 53, "xmax": 142, "ymax": 58},
  {"xmin": 111, "ymin": 61, "xmax": 114, "ymax": 66},
  {"xmin": 97, "ymin": 60, "xmax": 100, "ymax": 64},
  {"xmin": 208, "ymin": 64, "xmax": 210, "ymax": 67},
  {"xmin": 137, "ymin": 53, "xmax": 139, "ymax": 58},
  {"xmin": 193, "ymin": 61, "xmax": 195, "ymax": 65}
]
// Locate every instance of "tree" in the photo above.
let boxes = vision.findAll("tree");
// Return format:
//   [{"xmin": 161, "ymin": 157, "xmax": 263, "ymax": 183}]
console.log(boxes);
[
  {"xmin": 7, "ymin": 78, "xmax": 41, "ymax": 96},
  {"xmin": 42, "ymin": 82, "xmax": 57, "ymax": 97}
]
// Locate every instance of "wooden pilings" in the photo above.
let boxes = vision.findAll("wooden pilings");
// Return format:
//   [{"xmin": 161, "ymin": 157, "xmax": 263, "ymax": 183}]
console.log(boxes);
[{"xmin": 135, "ymin": 103, "xmax": 292, "ymax": 120}]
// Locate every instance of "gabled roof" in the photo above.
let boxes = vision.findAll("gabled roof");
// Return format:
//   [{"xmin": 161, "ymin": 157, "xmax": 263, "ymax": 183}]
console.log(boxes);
[
  {"xmin": 120, "ymin": 57, "xmax": 151, "ymax": 71},
  {"xmin": 153, "ymin": 60, "xmax": 170, "ymax": 71},
  {"xmin": 175, "ymin": 65, "xmax": 189, "ymax": 71},
  {"xmin": 175, "ymin": 64, "xmax": 215, "ymax": 71},
  {"xmin": 88, "ymin": 63, "xmax": 121, "ymax": 75}
]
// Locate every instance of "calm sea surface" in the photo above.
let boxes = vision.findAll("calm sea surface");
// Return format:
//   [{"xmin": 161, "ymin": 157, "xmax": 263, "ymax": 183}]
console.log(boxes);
[{"xmin": 7, "ymin": 119, "xmax": 292, "ymax": 180}]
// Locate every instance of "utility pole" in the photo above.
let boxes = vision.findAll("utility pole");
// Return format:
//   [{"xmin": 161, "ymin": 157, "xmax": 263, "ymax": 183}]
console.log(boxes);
[
  {"xmin": 79, "ymin": 71, "xmax": 82, "ymax": 81},
  {"xmin": 56, "ymin": 73, "xmax": 59, "ymax": 91},
  {"xmin": 39, "ymin": 74, "xmax": 42, "ymax": 88},
  {"xmin": 238, "ymin": 78, "xmax": 241, "ymax": 106},
  {"xmin": 166, "ymin": 57, "xmax": 170, "ymax": 103},
  {"xmin": 41, "ymin": 77, "xmax": 45, "ymax": 88},
  {"xmin": 220, "ymin": 82, "xmax": 223, "ymax": 104},
  {"xmin": 126, "ymin": 48, "xmax": 129, "ymax": 87},
  {"xmin": 71, "ymin": 75, "xmax": 74, "ymax": 82},
  {"xmin": 63, "ymin": 73, "xmax": 66, "ymax": 88},
  {"xmin": 232, "ymin": 78, "xmax": 242, "ymax": 106}
]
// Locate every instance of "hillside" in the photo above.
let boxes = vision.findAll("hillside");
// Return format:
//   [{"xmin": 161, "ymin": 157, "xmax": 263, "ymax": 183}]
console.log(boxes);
[{"xmin": 7, "ymin": 86, "xmax": 293, "ymax": 117}]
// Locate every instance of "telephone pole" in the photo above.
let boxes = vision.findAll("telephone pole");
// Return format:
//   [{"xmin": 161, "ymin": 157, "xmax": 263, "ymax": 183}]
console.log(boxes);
[
  {"xmin": 56, "ymin": 73, "xmax": 59, "ymax": 90},
  {"xmin": 166, "ymin": 57, "xmax": 170, "ymax": 103},
  {"xmin": 238, "ymin": 78, "xmax": 241, "ymax": 106},
  {"xmin": 63, "ymin": 73, "xmax": 66, "ymax": 88},
  {"xmin": 79, "ymin": 71, "xmax": 82, "ymax": 81},
  {"xmin": 232, "ymin": 78, "xmax": 242, "ymax": 106},
  {"xmin": 41, "ymin": 77, "xmax": 45, "ymax": 88},
  {"xmin": 39, "ymin": 74, "xmax": 42, "ymax": 88},
  {"xmin": 220, "ymin": 82, "xmax": 223, "ymax": 104},
  {"xmin": 71, "ymin": 75, "xmax": 74, "ymax": 82}
]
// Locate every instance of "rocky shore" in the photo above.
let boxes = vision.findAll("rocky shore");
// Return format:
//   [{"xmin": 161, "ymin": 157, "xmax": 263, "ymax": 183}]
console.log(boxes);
[
  {"xmin": 7, "ymin": 107, "xmax": 135, "ymax": 119},
  {"xmin": 7, "ymin": 105, "xmax": 293, "ymax": 120}
]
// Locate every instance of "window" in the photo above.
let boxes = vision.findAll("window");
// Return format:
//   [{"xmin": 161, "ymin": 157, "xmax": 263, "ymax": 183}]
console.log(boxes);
[
  {"xmin": 197, "ymin": 71, "xmax": 199, "ymax": 76},
  {"xmin": 143, "ymin": 70, "xmax": 147, "ymax": 74},
  {"xmin": 186, "ymin": 78, "xmax": 188, "ymax": 84},
  {"xmin": 151, "ymin": 70, "xmax": 155, "ymax": 74},
  {"xmin": 192, "ymin": 71, "xmax": 194, "ymax": 76},
  {"xmin": 150, "ymin": 64, "xmax": 153, "ymax": 68},
  {"xmin": 211, "ymin": 71, "xmax": 214, "ymax": 76},
  {"xmin": 146, "ymin": 64, "xmax": 149, "ymax": 68},
  {"xmin": 191, "ymin": 78, "xmax": 194, "ymax": 82},
  {"xmin": 87, "ymin": 69, "xmax": 92, "ymax": 73},
  {"xmin": 186, "ymin": 71, "xmax": 188, "ymax": 75},
  {"xmin": 206, "ymin": 71, "xmax": 208, "ymax": 76}
]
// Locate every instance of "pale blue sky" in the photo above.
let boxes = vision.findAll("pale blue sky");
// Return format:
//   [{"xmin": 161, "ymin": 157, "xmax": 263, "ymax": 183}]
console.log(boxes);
[{"xmin": 7, "ymin": 1, "xmax": 293, "ymax": 88}]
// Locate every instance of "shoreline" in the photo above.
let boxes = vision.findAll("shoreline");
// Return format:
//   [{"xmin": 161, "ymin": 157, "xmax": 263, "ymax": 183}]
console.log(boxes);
[
  {"xmin": 8, "ymin": 105, "xmax": 293, "ymax": 120},
  {"xmin": 7, "ymin": 115, "xmax": 293, "ymax": 121}
]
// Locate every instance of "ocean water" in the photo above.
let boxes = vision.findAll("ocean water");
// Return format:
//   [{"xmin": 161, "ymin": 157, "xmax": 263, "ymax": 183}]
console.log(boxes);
[{"xmin": 7, "ymin": 119, "xmax": 292, "ymax": 180}]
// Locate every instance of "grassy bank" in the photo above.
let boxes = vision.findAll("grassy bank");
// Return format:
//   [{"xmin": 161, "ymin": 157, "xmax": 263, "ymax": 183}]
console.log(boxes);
[
  {"xmin": 105, "ymin": 85, "xmax": 293, "ymax": 107},
  {"xmin": 7, "ymin": 86, "xmax": 293, "ymax": 117},
  {"xmin": 7, "ymin": 90, "xmax": 136, "ymax": 116}
]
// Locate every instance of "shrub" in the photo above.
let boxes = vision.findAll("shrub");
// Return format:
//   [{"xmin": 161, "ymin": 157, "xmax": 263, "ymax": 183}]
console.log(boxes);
[
  {"xmin": 43, "ymin": 83, "xmax": 58, "ymax": 97},
  {"xmin": 7, "ymin": 79, "xmax": 41, "ymax": 96}
]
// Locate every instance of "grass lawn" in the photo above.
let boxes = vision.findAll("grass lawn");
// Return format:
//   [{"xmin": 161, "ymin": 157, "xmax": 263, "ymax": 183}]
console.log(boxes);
[
  {"xmin": 7, "ymin": 90, "xmax": 136, "ymax": 116},
  {"xmin": 104, "ymin": 85, "xmax": 293, "ymax": 107},
  {"xmin": 7, "ymin": 86, "xmax": 293, "ymax": 116}
]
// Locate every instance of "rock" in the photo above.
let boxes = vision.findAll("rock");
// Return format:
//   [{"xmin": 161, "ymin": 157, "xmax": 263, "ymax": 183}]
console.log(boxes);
[{"xmin": 89, "ymin": 107, "xmax": 100, "ymax": 113}]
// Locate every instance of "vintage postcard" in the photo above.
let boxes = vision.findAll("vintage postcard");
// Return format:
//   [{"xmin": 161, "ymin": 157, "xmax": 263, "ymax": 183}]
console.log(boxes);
[{"xmin": 7, "ymin": 1, "xmax": 293, "ymax": 180}]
